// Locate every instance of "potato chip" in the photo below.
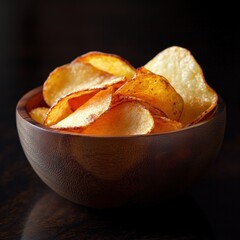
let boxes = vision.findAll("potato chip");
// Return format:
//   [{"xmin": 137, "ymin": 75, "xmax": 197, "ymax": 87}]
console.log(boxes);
[
  {"xmin": 81, "ymin": 101, "xmax": 154, "ymax": 136},
  {"xmin": 44, "ymin": 89, "xmax": 99, "ymax": 126},
  {"xmin": 73, "ymin": 51, "xmax": 136, "ymax": 80},
  {"xmin": 68, "ymin": 81, "xmax": 123, "ymax": 112},
  {"xmin": 113, "ymin": 67, "xmax": 184, "ymax": 121},
  {"xmin": 151, "ymin": 116, "xmax": 182, "ymax": 134},
  {"xmin": 51, "ymin": 87, "xmax": 113, "ymax": 129},
  {"xmin": 144, "ymin": 46, "xmax": 218, "ymax": 125},
  {"xmin": 43, "ymin": 61, "xmax": 124, "ymax": 107},
  {"xmin": 68, "ymin": 90, "xmax": 99, "ymax": 112},
  {"xmin": 111, "ymin": 96, "xmax": 167, "ymax": 118},
  {"xmin": 29, "ymin": 107, "xmax": 49, "ymax": 124},
  {"xmin": 191, "ymin": 104, "xmax": 217, "ymax": 125}
]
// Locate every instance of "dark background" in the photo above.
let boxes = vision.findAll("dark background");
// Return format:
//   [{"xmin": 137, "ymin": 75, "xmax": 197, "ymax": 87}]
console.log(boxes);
[{"xmin": 1, "ymin": 1, "xmax": 240, "ymax": 240}]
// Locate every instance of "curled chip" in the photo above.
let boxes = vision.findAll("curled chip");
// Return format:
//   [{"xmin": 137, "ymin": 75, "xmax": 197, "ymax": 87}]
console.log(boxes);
[
  {"xmin": 68, "ymin": 90, "xmax": 99, "ymax": 112},
  {"xmin": 113, "ymin": 67, "xmax": 184, "ymax": 121},
  {"xmin": 81, "ymin": 101, "xmax": 154, "ymax": 136},
  {"xmin": 73, "ymin": 51, "xmax": 136, "ymax": 80},
  {"xmin": 43, "ymin": 61, "xmax": 124, "ymax": 107},
  {"xmin": 29, "ymin": 107, "xmax": 49, "ymax": 124},
  {"xmin": 44, "ymin": 89, "xmax": 99, "ymax": 126},
  {"xmin": 144, "ymin": 46, "xmax": 218, "ymax": 125},
  {"xmin": 51, "ymin": 87, "xmax": 113, "ymax": 129}
]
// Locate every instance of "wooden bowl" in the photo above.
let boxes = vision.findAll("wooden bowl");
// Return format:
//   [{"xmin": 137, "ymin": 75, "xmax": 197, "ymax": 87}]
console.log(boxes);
[{"xmin": 16, "ymin": 86, "xmax": 226, "ymax": 208}]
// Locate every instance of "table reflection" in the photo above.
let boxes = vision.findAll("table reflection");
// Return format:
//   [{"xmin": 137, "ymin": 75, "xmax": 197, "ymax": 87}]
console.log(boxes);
[{"xmin": 21, "ymin": 190, "xmax": 213, "ymax": 240}]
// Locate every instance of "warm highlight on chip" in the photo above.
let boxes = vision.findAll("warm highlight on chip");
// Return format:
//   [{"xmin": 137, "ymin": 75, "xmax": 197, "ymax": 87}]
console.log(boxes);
[
  {"xmin": 51, "ymin": 87, "xmax": 113, "ymax": 129},
  {"xmin": 73, "ymin": 51, "xmax": 136, "ymax": 80},
  {"xmin": 81, "ymin": 101, "xmax": 154, "ymax": 136},
  {"xmin": 29, "ymin": 47, "xmax": 218, "ymax": 136},
  {"xmin": 113, "ymin": 67, "xmax": 184, "ymax": 121},
  {"xmin": 29, "ymin": 107, "xmax": 49, "ymax": 125},
  {"xmin": 144, "ymin": 46, "xmax": 218, "ymax": 125},
  {"xmin": 43, "ymin": 61, "xmax": 125, "ymax": 107}
]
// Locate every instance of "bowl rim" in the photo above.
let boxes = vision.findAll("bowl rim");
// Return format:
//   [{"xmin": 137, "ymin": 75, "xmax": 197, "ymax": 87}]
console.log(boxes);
[{"xmin": 16, "ymin": 86, "xmax": 226, "ymax": 139}]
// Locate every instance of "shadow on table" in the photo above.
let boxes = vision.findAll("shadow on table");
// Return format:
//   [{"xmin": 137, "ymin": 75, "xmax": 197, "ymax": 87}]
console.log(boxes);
[{"xmin": 21, "ymin": 189, "xmax": 213, "ymax": 240}]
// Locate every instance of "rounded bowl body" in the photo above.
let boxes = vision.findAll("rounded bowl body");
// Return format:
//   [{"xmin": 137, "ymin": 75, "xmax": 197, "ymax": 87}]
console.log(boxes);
[{"xmin": 16, "ymin": 87, "xmax": 226, "ymax": 208}]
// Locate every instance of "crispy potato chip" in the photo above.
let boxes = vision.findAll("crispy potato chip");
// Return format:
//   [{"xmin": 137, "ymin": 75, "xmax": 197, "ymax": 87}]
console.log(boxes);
[
  {"xmin": 29, "ymin": 107, "xmax": 49, "ymax": 124},
  {"xmin": 111, "ymin": 96, "xmax": 167, "ymax": 118},
  {"xmin": 44, "ymin": 89, "xmax": 99, "ymax": 126},
  {"xmin": 144, "ymin": 46, "xmax": 218, "ymax": 125},
  {"xmin": 113, "ymin": 67, "xmax": 184, "ymax": 121},
  {"xmin": 68, "ymin": 91, "xmax": 99, "ymax": 112},
  {"xmin": 51, "ymin": 87, "xmax": 113, "ymax": 129},
  {"xmin": 191, "ymin": 104, "xmax": 217, "ymax": 125},
  {"xmin": 151, "ymin": 116, "xmax": 182, "ymax": 134},
  {"xmin": 81, "ymin": 101, "xmax": 154, "ymax": 136},
  {"xmin": 43, "ymin": 61, "xmax": 124, "ymax": 107},
  {"xmin": 73, "ymin": 51, "xmax": 136, "ymax": 80}
]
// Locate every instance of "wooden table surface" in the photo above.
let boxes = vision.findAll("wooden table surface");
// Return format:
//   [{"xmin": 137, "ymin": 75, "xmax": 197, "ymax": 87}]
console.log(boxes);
[{"xmin": 0, "ymin": 116, "xmax": 240, "ymax": 240}]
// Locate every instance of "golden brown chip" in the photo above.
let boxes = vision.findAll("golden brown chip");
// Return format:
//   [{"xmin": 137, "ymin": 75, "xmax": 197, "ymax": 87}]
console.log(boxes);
[
  {"xmin": 43, "ymin": 61, "xmax": 124, "ymax": 107},
  {"xmin": 151, "ymin": 116, "xmax": 182, "ymax": 134},
  {"xmin": 68, "ymin": 91, "xmax": 98, "ymax": 112},
  {"xmin": 144, "ymin": 46, "xmax": 218, "ymax": 125},
  {"xmin": 44, "ymin": 89, "xmax": 99, "ymax": 126},
  {"xmin": 51, "ymin": 87, "xmax": 113, "ymax": 129},
  {"xmin": 191, "ymin": 104, "xmax": 217, "ymax": 125},
  {"xmin": 29, "ymin": 107, "xmax": 49, "ymax": 124},
  {"xmin": 111, "ymin": 96, "xmax": 167, "ymax": 118},
  {"xmin": 113, "ymin": 67, "xmax": 184, "ymax": 121},
  {"xmin": 73, "ymin": 51, "xmax": 136, "ymax": 80},
  {"xmin": 81, "ymin": 101, "xmax": 154, "ymax": 136}
]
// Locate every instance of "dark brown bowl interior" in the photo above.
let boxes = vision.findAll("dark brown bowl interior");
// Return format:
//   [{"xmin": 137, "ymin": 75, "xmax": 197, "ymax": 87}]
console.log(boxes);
[{"xmin": 16, "ymin": 86, "xmax": 226, "ymax": 208}]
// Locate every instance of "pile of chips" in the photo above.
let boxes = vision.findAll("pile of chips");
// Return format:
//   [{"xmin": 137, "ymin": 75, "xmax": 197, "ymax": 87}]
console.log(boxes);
[{"xmin": 29, "ymin": 46, "xmax": 218, "ymax": 136}]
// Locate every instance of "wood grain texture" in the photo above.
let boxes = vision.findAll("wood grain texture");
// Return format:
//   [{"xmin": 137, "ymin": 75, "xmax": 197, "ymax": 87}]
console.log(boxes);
[{"xmin": 16, "ymin": 87, "xmax": 226, "ymax": 209}]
